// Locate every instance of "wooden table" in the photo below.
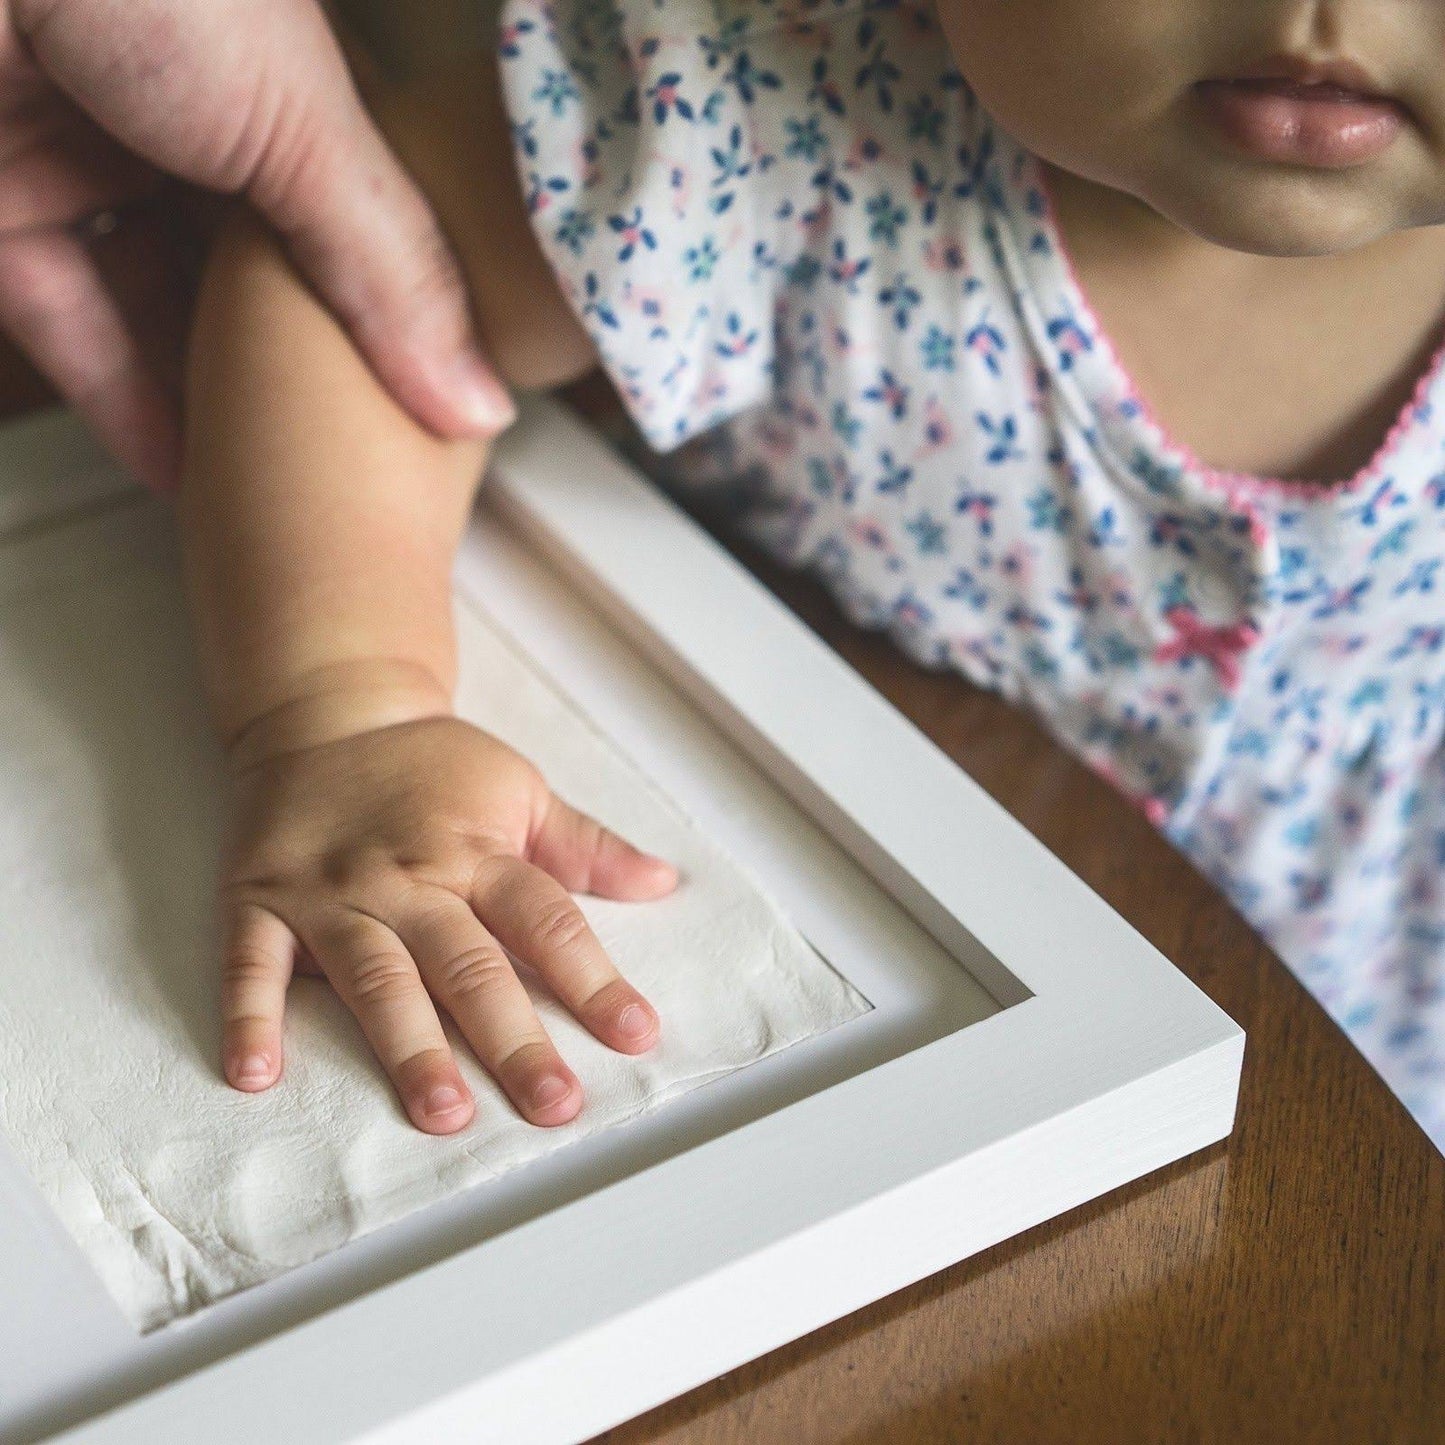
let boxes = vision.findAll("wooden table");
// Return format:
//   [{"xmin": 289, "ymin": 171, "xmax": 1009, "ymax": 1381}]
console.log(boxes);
[
  {"xmin": 594, "ymin": 539, "xmax": 1445, "ymax": 1445},
  {"xmin": 2, "ymin": 353, "xmax": 1439, "ymax": 1443}
]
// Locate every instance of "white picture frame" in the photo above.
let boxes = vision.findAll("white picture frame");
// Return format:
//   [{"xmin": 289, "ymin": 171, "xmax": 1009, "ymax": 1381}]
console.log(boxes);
[{"xmin": 14, "ymin": 395, "xmax": 1242, "ymax": 1445}]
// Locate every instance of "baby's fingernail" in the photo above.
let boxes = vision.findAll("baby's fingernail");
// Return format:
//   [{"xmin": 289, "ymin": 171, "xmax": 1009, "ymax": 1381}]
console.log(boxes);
[
  {"xmin": 234, "ymin": 1054, "xmax": 273, "ymax": 1087},
  {"xmin": 423, "ymin": 1084, "xmax": 467, "ymax": 1118},
  {"xmin": 532, "ymin": 1075, "xmax": 570, "ymax": 1109},
  {"xmin": 617, "ymin": 1004, "xmax": 654, "ymax": 1041}
]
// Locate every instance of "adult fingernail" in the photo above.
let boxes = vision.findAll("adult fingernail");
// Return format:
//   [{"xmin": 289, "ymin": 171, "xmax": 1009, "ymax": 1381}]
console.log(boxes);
[
  {"xmin": 450, "ymin": 352, "xmax": 517, "ymax": 433},
  {"xmin": 423, "ymin": 1084, "xmax": 467, "ymax": 1117},
  {"xmin": 617, "ymin": 1004, "xmax": 654, "ymax": 1041},
  {"xmin": 532, "ymin": 1075, "xmax": 570, "ymax": 1109},
  {"xmin": 235, "ymin": 1054, "xmax": 273, "ymax": 1086}
]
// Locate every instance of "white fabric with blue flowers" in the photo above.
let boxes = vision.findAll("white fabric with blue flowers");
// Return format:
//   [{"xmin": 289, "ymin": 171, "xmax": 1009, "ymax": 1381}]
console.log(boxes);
[{"xmin": 498, "ymin": 0, "xmax": 1445, "ymax": 1150}]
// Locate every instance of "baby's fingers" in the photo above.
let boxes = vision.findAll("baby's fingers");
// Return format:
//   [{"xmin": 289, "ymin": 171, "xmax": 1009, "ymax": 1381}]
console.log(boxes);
[
  {"xmin": 473, "ymin": 858, "xmax": 661, "ymax": 1055},
  {"xmin": 530, "ymin": 794, "xmax": 678, "ymax": 901},
  {"xmin": 302, "ymin": 908, "xmax": 475, "ymax": 1136},
  {"xmin": 395, "ymin": 894, "xmax": 583, "ymax": 1127},
  {"xmin": 221, "ymin": 901, "xmax": 297, "ymax": 1092}
]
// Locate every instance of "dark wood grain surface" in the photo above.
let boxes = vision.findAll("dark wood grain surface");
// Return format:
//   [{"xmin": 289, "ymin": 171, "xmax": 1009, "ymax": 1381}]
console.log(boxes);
[
  {"xmin": 2, "ymin": 348, "xmax": 1438, "ymax": 1444},
  {"xmin": 591, "ymin": 540, "xmax": 1445, "ymax": 1445}
]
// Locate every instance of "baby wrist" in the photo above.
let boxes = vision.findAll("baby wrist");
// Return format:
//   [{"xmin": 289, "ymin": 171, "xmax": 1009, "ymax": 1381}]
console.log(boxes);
[{"xmin": 223, "ymin": 656, "xmax": 455, "ymax": 774}]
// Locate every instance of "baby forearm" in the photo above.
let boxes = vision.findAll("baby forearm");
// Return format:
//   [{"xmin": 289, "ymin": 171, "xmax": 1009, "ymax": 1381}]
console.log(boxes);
[{"xmin": 180, "ymin": 208, "xmax": 488, "ymax": 765}]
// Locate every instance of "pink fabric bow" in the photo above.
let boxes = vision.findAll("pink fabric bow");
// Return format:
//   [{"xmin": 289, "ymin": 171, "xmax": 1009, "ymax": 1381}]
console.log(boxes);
[{"xmin": 1153, "ymin": 607, "xmax": 1260, "ymax": 690}]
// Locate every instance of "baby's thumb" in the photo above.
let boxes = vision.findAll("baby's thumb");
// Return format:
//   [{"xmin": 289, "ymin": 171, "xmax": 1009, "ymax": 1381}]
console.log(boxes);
[{"xmin": 529, "ymin": 795, "xmax": 679, "ymax": 900}]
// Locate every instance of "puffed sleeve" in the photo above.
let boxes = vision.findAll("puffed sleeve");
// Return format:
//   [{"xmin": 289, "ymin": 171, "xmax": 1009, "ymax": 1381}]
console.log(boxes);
[{"xmin": 496, "ymin": 0, "xmax": 833, "ymax": 451}]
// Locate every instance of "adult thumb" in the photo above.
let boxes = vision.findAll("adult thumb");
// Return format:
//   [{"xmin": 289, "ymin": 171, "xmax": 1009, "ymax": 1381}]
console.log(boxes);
[{"xmin": 246, "ymin": 37, "xmax": 517, "ymax": 439}]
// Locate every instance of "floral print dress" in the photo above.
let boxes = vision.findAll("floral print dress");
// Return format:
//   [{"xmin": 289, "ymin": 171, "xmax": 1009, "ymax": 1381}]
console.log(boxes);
[{"xmin": 498, "ymin": 0, "xmax": 1445, "ymax": 1150}]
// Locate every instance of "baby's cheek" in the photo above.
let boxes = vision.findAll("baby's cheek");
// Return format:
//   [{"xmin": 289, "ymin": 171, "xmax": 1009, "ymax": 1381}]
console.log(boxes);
[{"xmin": 929, "ymin": 1, "xmax": 1135, "ymax": 169}]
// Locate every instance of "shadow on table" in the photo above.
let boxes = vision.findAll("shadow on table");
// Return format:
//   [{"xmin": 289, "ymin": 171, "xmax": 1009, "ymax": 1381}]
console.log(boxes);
[{"xmin": 595, "ymin": 1147, "xmax": 1230, "ymax": 1445}]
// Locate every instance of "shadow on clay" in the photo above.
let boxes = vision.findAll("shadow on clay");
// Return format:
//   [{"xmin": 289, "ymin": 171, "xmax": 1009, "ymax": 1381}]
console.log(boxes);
[{"xmin": 3, "ymin": 495, "xmax": 233, "ymax": 1075}]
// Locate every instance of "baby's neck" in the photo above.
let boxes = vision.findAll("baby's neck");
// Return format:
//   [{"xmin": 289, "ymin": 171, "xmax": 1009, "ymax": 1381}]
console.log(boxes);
[{"xmin": 1037, "ymin": 161, "xmax": 1445, "ymax": 486}]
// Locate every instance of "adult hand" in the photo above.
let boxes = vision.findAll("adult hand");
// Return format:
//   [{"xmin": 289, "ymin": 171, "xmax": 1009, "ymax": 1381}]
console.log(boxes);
[{"xmin": 0, "ymin": 0, "xmax": 515, "ymax": 491}]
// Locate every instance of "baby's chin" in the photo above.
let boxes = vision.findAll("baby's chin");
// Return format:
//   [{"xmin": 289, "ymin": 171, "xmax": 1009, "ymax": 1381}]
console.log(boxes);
[{"xmin": 1129, "ymin": 160, "xmax": 1432, "ymax": 259}]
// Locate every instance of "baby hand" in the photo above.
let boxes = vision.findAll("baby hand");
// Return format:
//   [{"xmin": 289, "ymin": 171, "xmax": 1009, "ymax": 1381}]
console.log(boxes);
[{"xmin": 215, "ymin": 708, "xmax": 677, "ymax": 1134}]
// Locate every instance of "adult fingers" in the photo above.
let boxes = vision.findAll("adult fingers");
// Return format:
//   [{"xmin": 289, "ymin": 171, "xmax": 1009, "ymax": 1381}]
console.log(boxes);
[
  {"xmin": 0, "ymin": 223, "xmax": 180, "ymax": 489},
  {"xmin": 14, "ymin": 0, "xmax": 513, "ymax": 439},
  {"xmin": 86, "ymin": 188, "xmax": 198, "ymax": 422},
  {"xmin": 472, "ymin": 858, "xmax": 661, "ymax": 1056},
  {"xmin": 220, "ymin": 900, "xmax": 297, "ymax": 1092},
  {"xmin": 0, "ymin": 108, "xmax": 159, "ymax": 235},
  {"xmin": 300, "ymin": 906, "xmax": 475, "ymax": 1135},
  {"xmin": 529, "ymin": 793, "xmax": 679, "ymax": 901},
  {"xmin": 393, "ymin": 891, "xmax": 582, "ymax": 1128}
]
